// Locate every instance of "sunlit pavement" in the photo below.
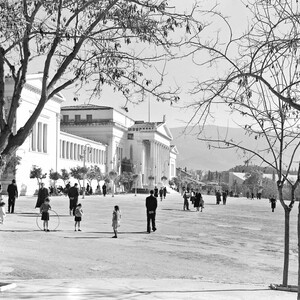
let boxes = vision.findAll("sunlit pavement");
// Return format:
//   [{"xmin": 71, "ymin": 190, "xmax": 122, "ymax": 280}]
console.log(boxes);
[
  {"xmin": 0, "ymin": 190, "xmax": 298, "ymax": 299},
  {"xmin": 1, "ymin": 278, "xmax": 296, "ymax": 300}
]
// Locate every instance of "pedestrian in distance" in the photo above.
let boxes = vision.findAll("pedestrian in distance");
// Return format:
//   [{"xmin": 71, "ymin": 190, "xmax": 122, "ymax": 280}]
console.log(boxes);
[
  {"xmin": 35, "ymin": 182, "xmax": 49, "ymax": 208},
  {"xmin": 199, "ymin": 196, "xmax": 204, "ymax": 212},
  {"xmin": 40, "ymin": 197, "xmax": 51, "ymax": 232},
  {"xmin": 112, "ymin": 205, "xmax": 121, "ymax": 238},
  {"xmin": 269, "ymin": 196, "xmax": 276, "ymax": 212},
  {"xmin": 159, "ymin": 187, "xmax": 164, "ymax": 201},
  {"xmin": 74, "ymin": 203, "xmax": 83, "ymax": 231},
  {"xmin": 163, "ymin": 186, "xmax": 167, "ymax": 199},
  {"xmin": 146, "ymin": 190, "xmax": 157, "ymax": 233},
  {"xmin": 222, "ymin": 191, "xmax": 227, "ymax": 205},
  {"xmin": 7, "ymin": 179, "xmax": 18, "ymax": 213},
  {"xmin": 216, "ymin": 190, "xmax": 221, "ymax": 205},
  {"xmin": 190, "ymin": 188, "xmax": 195, "ymax": 205},
  {"xmin": 194, "ymin": 189, "xmax": 201, "ymax": 212},
  {"xmin": 68, "ymin": 183, "xmax": 79, "ymax": 215},
  {"xmin": 102, "ymin": 183, "xmax": 107, "ymax": 197},
  {"xmin": 183, "ymin": 189, "xmax": 190, "ymax": 210},
  {"xmin": 154, "ymin": 186, "xmax": 158, "ymax": 198},
  {"xmin": 0, "ymin": 202, "xmax": 6, "ymax": 224}
]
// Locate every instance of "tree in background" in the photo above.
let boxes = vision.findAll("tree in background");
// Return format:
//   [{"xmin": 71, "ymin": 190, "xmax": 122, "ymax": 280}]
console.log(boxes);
[
  {"xmin": 70, "ymin": 166, "xmax": 88, "ymax": 191},
  {"xmin": 0, "ymin": 0, "xmax": 201, "ymax": 173},
  {"xmin": 30, "ymin": 165, "xmax": 47, "ymax": 188},
  {"xmin": 49, "ymin": 169, "xmax": 61, "ymax": 195},
  {"xmin": 60, "ymin": 168, "xmax": 70, "ymax": 186}
]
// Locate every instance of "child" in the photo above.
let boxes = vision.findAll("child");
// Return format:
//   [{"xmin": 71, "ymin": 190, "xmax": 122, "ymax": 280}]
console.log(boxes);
[
  {"xmin": 40, "ymin": 197, "xmax": 51, "ymax": 231},
  {"xmin": 0, "ymin": 202, "xmax": 6, "ymax": 224},
  {"xmin": 200, "ymin": 196, "xmax": 205, "ymax": 212},
  {"xmin": 74, "ymin": 203, "xmax": 83, "ymax": 231},
  {"xmin": 112, "ymin": 205, "xmax": 121, "ymax": 238},
  {"xmin": 269, "ymin": 195, "xmax": 276, "ymax": 212}
]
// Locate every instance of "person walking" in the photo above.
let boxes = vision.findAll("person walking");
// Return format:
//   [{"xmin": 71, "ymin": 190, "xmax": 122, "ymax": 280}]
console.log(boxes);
[
  {"xmin": 112, "ymin": 205, "xmax": 121, "ymax": 238},
  {"xmin": 35, "ymin": 182, "xmax": 49, "ymax": 208},
  {"xmin": 159, "ymin": 187, "xmax": 164, "ymax": 201},
  {"xmin": 146, "ymin": 190, "xmax": 157, "ymax": 233},
  {"xmin": 102, "ymin": 183, "xmax": 107, "ymax": 197},
  {"xmin": 163, "ymin": 186, "xmax": 167, "ymax": 199},
  {"xmin": 7, "ymin": 179, "xmax": 18, "ymax": 213},
  {"xmin": 269, "ymin": 196, "xmax": 277, "ymax": 212},
  {"xmin": 154, "ymin": 186, "xmax": 158, "ymax": 198},
  {"xmin": 40, "ymin": 197, "xmax": 51, "ymax": 231},
  {"xmin": 74, "ymin": 203, "xmax": 83, "ymax": 231},
  {"xmin": 68, "ymin": 183, "xmax": 79, "ymax": 215},
  {"xmin": 222, "ymin": 191, "xmax": 227, "ymax": 205},
  {"xmin": 183, "ymin": 189, "xmax": 190, "ymax": 210}
]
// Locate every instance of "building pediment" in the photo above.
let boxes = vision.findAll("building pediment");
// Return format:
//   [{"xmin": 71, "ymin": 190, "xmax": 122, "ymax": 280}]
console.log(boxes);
[
  {"xmin": 156, "ymin": 124, "xmax": 173, "ymax": 140},
  {"xmin": 170, "ymin": 145, "xmax": 179, "ymax": 154}
]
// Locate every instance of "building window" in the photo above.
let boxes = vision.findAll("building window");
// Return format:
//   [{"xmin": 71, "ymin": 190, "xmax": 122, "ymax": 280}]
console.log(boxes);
[
  {"xmin": 43, "ymin": 124, "xmax": 47, "ymax": 153},
  {"xmin": 31, "ymin": 124, "xmax": 37, "ymax": 151},
  {"xmin": 62, "ymin": 141, "xmax": 66, "ymax": 158},
  {"xmin": 37, "ymin": 122, "xmax": 43, "ymax": 152},
  {"xmin": 66, "ymin": 142, "xmax": 69, "ymax": 159},
  {"xmin": 75, "ymin": 115, "xmax": 81, "ymax": 123},
  {"xmin": 127, "ymin": 133, "xmax": 134, "ymax": 140},
  {"xmin": 62, "ymin": 115, "xmax": 69, "ymax": 122},
  {"xmin": 70, "ymin": 143, "xmax": 73, "ymax": 159},
  {"xmin": 87, "ymin": 114, "xmax": 92, "ymax": 122}
]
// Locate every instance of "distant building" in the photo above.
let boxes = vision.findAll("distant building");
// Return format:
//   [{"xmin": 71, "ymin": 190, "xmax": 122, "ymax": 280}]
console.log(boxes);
[
  {"xmin": 61, "ymin": 105, "xmax": 177, "ymax": 186},
  {"xmin": 3, "ymin": 74, "xmax": 177, "ymax": 195}
]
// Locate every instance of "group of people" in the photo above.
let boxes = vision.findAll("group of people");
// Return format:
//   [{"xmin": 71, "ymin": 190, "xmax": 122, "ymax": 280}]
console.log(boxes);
[
  {"xmin": 182, "ymin": 188, "xmax": 204, "ymax": 212},
  {"xmin": 215, "ymin": 190, "xmax": 228, "ymax": 205}
]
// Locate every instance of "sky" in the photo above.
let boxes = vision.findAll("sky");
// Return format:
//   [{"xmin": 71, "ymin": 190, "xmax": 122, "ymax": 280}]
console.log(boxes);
[{"xmin": 56, "ymin": 0, "xmax": 250, "ymax": 129}]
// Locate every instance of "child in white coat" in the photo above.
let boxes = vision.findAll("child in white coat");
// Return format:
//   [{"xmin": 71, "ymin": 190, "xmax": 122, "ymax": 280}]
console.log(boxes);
[{"xmin": 0, "ymin": 202, "xmax": 6, "ymax": 224}]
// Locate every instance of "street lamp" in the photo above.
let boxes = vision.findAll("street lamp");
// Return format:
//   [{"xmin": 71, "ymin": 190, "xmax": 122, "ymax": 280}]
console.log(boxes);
[{"xmin": 80, "ymin": 143, "xmax": 91, "ymax": 199}]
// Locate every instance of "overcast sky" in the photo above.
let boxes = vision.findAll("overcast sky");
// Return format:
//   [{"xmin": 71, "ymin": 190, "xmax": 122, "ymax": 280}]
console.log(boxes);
[{"xmin": 61, "ymin": 0, "xmax": 249, "ymax": 128}]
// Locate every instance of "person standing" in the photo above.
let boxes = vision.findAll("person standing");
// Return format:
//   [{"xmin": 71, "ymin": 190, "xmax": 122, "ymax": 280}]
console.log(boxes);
[
  {"xmin": 74, "ymin": 203, "xmax": 83, "ymax": 231},
  {"xmin": 222, "ymin": 191, "xmax": 227, "ymax": 205},
  {"xmin": 183, "ymin": 189, "xmax": 190, "ymax": 210},
  {"xmin": 112, "ymin": 205, "xmax": 121, "ymax": 238},
  {"xmin": 216, "ymin": 190, "xmax": 221, "ymax": 205},
  {"xmin": 35, "ymin": 182, "xmax": 49, "ymax": 208},
  {"xmin": 7, "ymin": 179, "xmax": 18, "ymax": 213},
  {"xmin": 102, "ymin": 183, "xmax": 107, "ymax": 197},
  {"xmin": 68, "ymin": 183, "xmax": 79, "ymax": 215},
  {"xmin": 0, "ymin": 202, "xmax": 6, "ymax": 224},
  {"xmin": 40, "ymin": 197, "xmax": 51, "ymax": 231},
  {"xmin": 146, "ymin": 190, "xmax": 157, "ymax": 233},
  {"xmin": 194, "ymin": 189, "xmax": 201, "ymax": 211}
]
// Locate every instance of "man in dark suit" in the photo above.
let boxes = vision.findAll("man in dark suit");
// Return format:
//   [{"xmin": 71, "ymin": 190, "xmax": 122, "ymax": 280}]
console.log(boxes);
[
  {"xmin": 68, "ymin": 183, "xmax": 79, "ymax": 215},
  {"xmin": 145, "ymin": 190, "xmax": 157, "ymax": 233},
  {"xmin": 7, "ymin": 179, "xmax": 18, "ymax": 213}
]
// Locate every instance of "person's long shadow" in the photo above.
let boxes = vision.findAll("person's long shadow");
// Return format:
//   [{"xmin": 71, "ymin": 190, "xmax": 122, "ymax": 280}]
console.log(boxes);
[
  {"xmin": 0, "ymin": 229, "xmax": 41, "ymax": 232},
  {"xmin": 63, "ymin": 231, "xmax": 148, "ymax": 239}
]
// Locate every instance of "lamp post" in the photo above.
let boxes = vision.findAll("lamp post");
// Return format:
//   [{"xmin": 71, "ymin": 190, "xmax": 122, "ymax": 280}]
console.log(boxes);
[{"xmin": 81, "ymin": 143, "xmax": 91, "ymax": 199}]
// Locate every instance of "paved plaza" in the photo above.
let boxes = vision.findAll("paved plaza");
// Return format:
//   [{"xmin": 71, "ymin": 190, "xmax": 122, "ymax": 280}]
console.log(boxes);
[{"xmin": 0, "ymin": 190, "xmax": 298, "ymax": 299}]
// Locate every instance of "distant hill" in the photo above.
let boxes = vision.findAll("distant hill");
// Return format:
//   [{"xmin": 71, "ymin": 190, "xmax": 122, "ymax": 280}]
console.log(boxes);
[{"xmin": 170, "ymin": 125, "xmax": 266, "ymax": 171}]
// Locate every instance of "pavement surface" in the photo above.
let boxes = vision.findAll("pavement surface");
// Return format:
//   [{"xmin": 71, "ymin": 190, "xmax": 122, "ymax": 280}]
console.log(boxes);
[{"xmin": 0, "ymin": 190, "xmax": 299, "ymax": 299}]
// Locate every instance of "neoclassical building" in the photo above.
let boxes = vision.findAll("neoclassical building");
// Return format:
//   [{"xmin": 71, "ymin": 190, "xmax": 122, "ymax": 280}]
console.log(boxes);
[
  {"xmin": 61, "ymin": 105, "xmax": 178, "ymax": 186},
  {"xmin": 3, "ymin": 74, "xmax": 177, "ymax": 195}
]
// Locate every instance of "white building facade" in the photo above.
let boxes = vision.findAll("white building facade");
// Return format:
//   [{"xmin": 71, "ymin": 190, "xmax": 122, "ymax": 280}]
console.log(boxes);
[{"xmin": 3, "ymin": 74, "xmax": 177, "ymax": 195}]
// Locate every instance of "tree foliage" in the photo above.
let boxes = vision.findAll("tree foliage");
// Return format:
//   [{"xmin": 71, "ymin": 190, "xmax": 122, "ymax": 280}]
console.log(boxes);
[
  {"xmin": 60, "ymin": 168, "xmax": 70, "ymax": 185},
  {"xmin": 0, "ymin": 0, "xmax": 200, "ymax": 171},
  {"xmin": 29, "ymin": 165, "xmax": 47, "ymax": 185}
]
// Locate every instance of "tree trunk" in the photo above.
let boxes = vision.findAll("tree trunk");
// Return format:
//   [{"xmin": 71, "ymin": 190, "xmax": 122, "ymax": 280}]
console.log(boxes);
[{"xmin": 283, "ymin": 207, "xmax": 290, "ymax": 287}]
